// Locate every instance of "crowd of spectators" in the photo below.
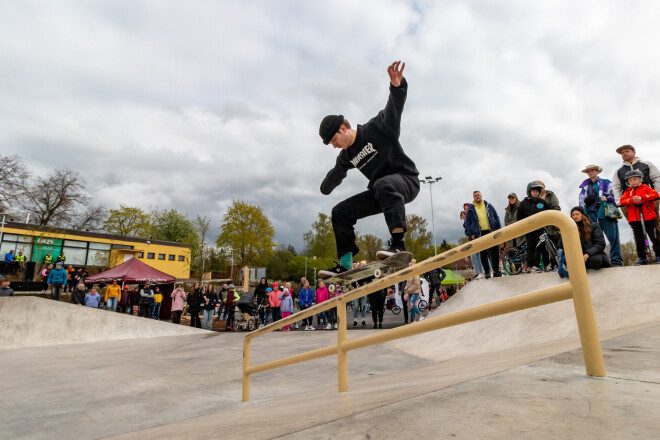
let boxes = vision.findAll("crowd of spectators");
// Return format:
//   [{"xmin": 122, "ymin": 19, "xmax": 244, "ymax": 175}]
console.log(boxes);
[{"xmin": 461, "ymin": 144, "xmax": 659, "ymax": 277}]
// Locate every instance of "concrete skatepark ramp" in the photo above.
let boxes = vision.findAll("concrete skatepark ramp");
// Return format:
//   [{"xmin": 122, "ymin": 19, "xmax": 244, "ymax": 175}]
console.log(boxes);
[
  {"xmin": 0, "ymin": 296, "xmax": 206, "ymax": 349},
  {"xmin": 0, "ymin": 266, "xmax": 659, "ymax": 439}
]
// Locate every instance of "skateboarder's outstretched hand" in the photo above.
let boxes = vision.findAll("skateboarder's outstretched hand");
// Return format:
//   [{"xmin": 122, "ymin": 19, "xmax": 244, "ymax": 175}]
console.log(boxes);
[{"xmin": 388, "ymin": 61, "xmax": 405, "ymax": 87}]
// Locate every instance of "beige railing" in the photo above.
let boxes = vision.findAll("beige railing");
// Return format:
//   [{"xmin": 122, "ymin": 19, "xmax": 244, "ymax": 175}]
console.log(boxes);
[{"xmin": 242, "ymin": 210, "xmax": 606, "ymax": 401}]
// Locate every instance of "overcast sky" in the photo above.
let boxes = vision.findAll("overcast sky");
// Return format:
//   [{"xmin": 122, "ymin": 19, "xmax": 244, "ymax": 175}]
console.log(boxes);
[{"xmin": 2, "ymin": 1, "xmax": 659, "ymax": 251}]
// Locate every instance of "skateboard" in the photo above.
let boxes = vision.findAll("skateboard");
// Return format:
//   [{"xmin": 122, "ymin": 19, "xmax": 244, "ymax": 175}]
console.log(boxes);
[{"xmin": 321, "ymin": 252, "xmax": 413, "ymax": 292}]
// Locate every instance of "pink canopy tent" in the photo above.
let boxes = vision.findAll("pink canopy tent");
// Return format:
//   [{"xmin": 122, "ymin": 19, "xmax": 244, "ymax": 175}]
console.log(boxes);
[{"xmin": 84, "ymin": 257, "xmax": 176, "ymax": 284}]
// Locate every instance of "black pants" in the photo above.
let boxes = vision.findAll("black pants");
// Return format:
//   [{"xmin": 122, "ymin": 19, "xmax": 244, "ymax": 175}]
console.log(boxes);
[
  {"xmin": 479, "ymin": 230, "xmax": 501, "ymax": 275},
  {"xmin": 631, "ymin": 219, "xmax": 660, "ymax": 259},
  {"xmin": 428, "ymin": 283, "xmax": 441, "ymax": 304},
  {"xmin": 331, "ymin": 173, "xmax": 420, "ymax": 257},
  {"xmin": 299, "ymin": 306, "xmax": 313, "ymax": 326},
  {"xmin": 525, "ymin": 230, "xmax": 549, "ymax": 269},
  {"xmin": 271, "ymin": 307, "xmax": 281, "ymax": 324},
  {"xmin": 369, "ymin": 293, "xmax": 385, "ymax": 324},
  {"xmin": 171, "ymin": 310, "xmax": 182, "ymax": 324},
  {"xmin": 140, "ymin": 303, "xmax": 152, "ymax": 318},
  {"xmin": 585, "ymin": 254, "xmax": 611, "ymax": 270},
  {"xmin": 327, "ymin": 307, "xmax": 337, "ymax": 325},
  {"xmin": 190, "ymin": 310, "xmax": 201, "ymax": 328},
  {"xmin": 401, "ymin": 294, "xmax": 408, "ymax": 323},
  {"xmin": 51, "ymin": 284, "xmax": 63, "ymax": 300}
]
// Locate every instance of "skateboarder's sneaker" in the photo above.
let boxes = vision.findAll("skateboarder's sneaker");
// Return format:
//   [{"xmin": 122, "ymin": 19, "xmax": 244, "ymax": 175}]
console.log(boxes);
[
  {"xmin": 318, "ymin": 263, "xmax": 349, "ymax": 279},
  {"xmin": 376, "ymin": 240, "xmax": 406, "ymax": 260},
  {"xmin": 635, "ymin": 258, "xmax": 647, "ymax": 266}
]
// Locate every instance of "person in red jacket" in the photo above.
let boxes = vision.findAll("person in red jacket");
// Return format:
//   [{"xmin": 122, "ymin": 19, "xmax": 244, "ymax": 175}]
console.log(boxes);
[{"xmin": 619, "ymin": 169, "xmax": 660, "ymax": 265}]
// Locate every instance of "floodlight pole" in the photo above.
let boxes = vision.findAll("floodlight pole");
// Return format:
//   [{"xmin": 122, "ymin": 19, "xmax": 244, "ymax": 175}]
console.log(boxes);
[{"xmin": 419, "ymin": 176, "xmax": 442, "ymax": 255}]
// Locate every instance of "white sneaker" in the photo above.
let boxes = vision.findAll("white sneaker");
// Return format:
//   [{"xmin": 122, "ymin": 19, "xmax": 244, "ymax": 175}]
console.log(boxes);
[
  {"xmin": 333, "ymin": 323, "xmax": 338, "ymax": 330},
  {"xmin": 530, "ymin": 266, "xmax": 542, "ymax": 273},
  {"xmin": 475, "ymin": 273, "xmax": 485, "ymax": 279},
  {"xmin": 419, "ymin": 316, "xmax": 425, "ymax": 321},
  {"xmin": 325, "ymin": 323, "xmax": 332, "ymax": 330},
  {"xmin": 309, "ymin": 326, "xmax": 316, "ymax": 331},
  {"xmin": 294, "ymin": 323, "xmax": 299, "ymax": 329}
]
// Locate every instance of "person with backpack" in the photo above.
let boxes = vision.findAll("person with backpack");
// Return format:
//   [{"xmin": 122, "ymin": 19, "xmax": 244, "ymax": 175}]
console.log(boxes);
[
  {"xmin": 619, "ymin": 169, "xmax": 660, "ymax": 265},
  {"xmin": 578, "ymin": 164, "xmax": 623, "ymax": 267},
  {"xmin": 517, "ymin": 182, "xmax": 552, "ymax": 273},
  {"xmin": 570, "ymin": 207, "xmax": 611, "ymax": 270}
]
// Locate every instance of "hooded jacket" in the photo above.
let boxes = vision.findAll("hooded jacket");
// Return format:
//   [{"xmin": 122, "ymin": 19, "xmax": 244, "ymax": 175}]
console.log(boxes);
[
  {"xmin": 320, "ymin": 78, "xmax": 419, "ymax": 194},
  {"xmin": 46, "ymin": 267, "xmax": 68, "ymax": 286},
  {"xmin": 254, "ymin": 281, "xmax": 269, "ymax": 305},
  {"xmin": 316, "ymin": 286, "xmax": 330, "ymax": 304},
  {"xmin": 298, "ymin": 286, "xmax": 314, "ymax": 307},
  {"xmin": 576, "ymin": 220, "xmax": 609, "ymax": 264},
  {"xmin": 279, "ymin": 289, "xmax": 294, "ymax": 313},
  {"xmin": 464, "ymin": 201, "xmax": 502, "ymax": 238},
  {"xmin": 171, "ymin": 288, "xmax": 187, "ymax": 311},
  {"xmin": 619, "ymin": 184, "xmax": 659, "ymax": 222}
]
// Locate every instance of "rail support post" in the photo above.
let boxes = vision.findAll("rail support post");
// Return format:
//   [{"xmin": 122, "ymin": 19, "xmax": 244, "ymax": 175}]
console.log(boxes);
[
  {"xmin": 242, "ymin": 338, "xmax": 251, "ymax": 401},
  {"xmin": 337, "ymin": 298, "xmax": 349, "ymax": 392}
]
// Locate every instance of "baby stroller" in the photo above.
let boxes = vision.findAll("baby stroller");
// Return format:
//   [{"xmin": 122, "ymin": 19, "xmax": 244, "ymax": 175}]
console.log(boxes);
[{"xmin": 233, "ymin": 292, "xmax": 264, "ymax": 332}]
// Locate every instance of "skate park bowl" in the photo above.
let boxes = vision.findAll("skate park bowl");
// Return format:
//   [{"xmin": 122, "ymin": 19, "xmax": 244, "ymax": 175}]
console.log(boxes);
[{"xmin": 1, "ymin": 210, "xmax": 660, "ymax": 439}]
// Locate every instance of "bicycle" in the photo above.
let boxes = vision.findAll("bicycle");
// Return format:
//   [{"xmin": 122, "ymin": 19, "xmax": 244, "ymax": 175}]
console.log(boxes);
[{"xmin": 502, "ymin": 228, "xmax": 559, "ymax": 275}]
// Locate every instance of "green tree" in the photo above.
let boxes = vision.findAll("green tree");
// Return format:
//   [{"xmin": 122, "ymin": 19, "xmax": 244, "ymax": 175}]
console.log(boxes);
[
  {"xmin": 216, "ymin": 199, "xmax": 275, "ymax": 268},
  {"xmin": 103, "ymin": 205, "xmax": 151, "ymax": 237},
  {"xmin": 149, "ymin": 208, "xmax": 200, "ymax": 275},
  {"xmin": 356, "ymin": 233, "xmax": 383, "ymax": 262},
  {"xmin": 404, "ymin": 214, "xmax": 433, "ymax": 261},
  {"xmin": 267, "ymin": 244, "xmax": 297, "ymax": 281},
  {"xmin": 303, "ymin": 213, "xmax": 336, "ymax": 259}
]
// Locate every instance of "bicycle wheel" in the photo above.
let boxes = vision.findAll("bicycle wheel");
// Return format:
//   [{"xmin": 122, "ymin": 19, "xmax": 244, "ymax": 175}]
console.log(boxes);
[
  {"xmin": 392, "ymin": 306, "xmax": 401, "ymax": 315},
  {"xmin": 545, "ymin": 239, "xmax": 559, "ymax": 269},
  {"xmin": 418, "ymin": 300, "xmax": 428, "ymax": 312},
  {"xmin": 503, "ymin": 248, "xmax": 524, "ymax": 275}
]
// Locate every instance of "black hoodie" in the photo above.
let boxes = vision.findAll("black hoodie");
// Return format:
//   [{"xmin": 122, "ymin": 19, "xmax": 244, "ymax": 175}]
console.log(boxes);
[{"xmin": 320, "ymin": 78, "xmax": 419, "ymax": 194}]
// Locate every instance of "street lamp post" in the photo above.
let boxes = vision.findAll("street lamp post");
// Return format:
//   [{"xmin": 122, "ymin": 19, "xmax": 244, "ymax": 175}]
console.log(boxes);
[
  {"xmin": 304, "ymin": 257, "xmax": 308, "ymax": 281},
  {"xmin": 200, "ymin": 242, "xmax": 207, "ymax": 287},
  {"xmin": 419, "ymin": 176, "xmax": 442, "ymax": 255}
]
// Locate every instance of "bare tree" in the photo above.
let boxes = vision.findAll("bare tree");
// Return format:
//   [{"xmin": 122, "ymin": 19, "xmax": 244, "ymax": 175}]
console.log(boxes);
[
  {"xmin": 0, "ymin": 154, "xmax": 30, "ymax": 211},
  {"xmin": 17, "ymin": 169, "xmax": 89, "ymax": 226},
  {"xmin": 68, "ymin": 203, "xmax": 107, "ymax": 232}
]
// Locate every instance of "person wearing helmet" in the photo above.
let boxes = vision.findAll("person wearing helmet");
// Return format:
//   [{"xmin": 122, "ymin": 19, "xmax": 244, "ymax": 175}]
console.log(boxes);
[
  {"xmin": 612, "ymin": 145, "xmax": 660, "ymax": 225},
  {"xmin": 619, "ymin": 169, "xmax": 660, "ymax": 265},
  {"xmin": 517, "ymin": 182, "xmax": 552, "ymax": 273},
  {"xmin": 317, "ymin": 61, "xmax": 420, "ymax": 279}
]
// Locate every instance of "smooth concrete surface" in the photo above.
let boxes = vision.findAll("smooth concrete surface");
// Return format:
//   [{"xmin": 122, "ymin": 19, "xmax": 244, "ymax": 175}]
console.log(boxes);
[
  {"xmin": 1, "ymin": 266, "xmax": 659, "ymax": 439},
  {"xmin": 0, "ymin": 296, "xmax": 207, "ymax": 349}
]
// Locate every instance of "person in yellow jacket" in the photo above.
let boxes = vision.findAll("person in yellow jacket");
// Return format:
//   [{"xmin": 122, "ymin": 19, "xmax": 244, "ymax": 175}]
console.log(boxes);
[
  {"xmin": 152, "ymin": 286, "xmax": 163, "ymax": 320},
  {"xmin": 104, "ymin": 279, "xmax": 122, "ymax": 312}
]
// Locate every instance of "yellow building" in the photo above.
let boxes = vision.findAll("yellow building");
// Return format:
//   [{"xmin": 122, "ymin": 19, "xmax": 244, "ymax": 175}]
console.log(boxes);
[{"xmin": 0, "ymin": 222, "xmax": 191, "ymax": 279}]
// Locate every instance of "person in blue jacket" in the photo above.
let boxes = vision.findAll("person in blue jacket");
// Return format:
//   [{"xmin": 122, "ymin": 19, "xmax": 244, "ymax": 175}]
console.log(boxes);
[
  {"xmin": 298, "ymin": 279, "xmax": 315, "ymax": 331},
  {"xmin": 465, "ymin": 190, "xmax": 503, "ymax": 278},
  {"xmin": 46, "ymin": 262, "xmax": 68, "ymax": 300}
]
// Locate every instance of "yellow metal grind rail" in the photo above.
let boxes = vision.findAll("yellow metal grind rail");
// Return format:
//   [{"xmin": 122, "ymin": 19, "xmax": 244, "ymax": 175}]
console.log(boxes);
[{"xmin": 242, "ymin": 210, "xmax": 606, "ymax": 401}]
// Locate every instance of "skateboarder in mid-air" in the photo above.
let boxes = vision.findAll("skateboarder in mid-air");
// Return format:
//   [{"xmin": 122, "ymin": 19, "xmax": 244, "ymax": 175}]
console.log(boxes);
[{"xmin": 317, "ymin": 61, "xmax": 420, "ymax": 279}]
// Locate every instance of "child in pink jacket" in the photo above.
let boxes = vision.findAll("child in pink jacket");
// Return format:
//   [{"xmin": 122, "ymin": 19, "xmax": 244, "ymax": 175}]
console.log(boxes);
[
  {"xmin": 269, "ymin": 282, "xmax": 282, "ymax": 323},
  {"xmin": 315, "ymin": 280, "xmax": 329, "ymax": 329}
]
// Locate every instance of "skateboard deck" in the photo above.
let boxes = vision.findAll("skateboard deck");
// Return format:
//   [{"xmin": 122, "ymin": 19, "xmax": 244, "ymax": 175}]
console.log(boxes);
[{"xmin": 321, "ymin": 252, "xmax": 413, "ymax": 292}]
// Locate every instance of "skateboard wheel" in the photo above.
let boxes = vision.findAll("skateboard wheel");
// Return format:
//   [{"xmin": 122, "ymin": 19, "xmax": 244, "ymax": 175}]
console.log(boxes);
[
  {"xmin": 374, "ymin": 269, "xmax": 382, "ymax": 278},
  {"xmin": 328, "ymin": 284, "xmax": 336, "ymax": 292}
]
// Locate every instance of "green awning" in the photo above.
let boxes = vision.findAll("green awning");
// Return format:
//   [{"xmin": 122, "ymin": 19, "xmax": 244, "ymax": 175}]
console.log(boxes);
[{"xmin": 441, "ymin": 269, "xmax": 465, "ymax": 284}]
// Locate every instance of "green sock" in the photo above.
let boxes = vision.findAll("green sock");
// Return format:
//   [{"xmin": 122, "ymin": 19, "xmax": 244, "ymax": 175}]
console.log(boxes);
[{"xmin": 339, "ymin": 252, "xmax": 353, "ymax": 271}]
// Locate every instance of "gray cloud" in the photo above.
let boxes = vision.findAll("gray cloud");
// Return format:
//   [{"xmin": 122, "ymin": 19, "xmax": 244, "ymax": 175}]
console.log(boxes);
[{"xmin": 2, "ymin": 0, "xmax": 659, "ymax": 251}]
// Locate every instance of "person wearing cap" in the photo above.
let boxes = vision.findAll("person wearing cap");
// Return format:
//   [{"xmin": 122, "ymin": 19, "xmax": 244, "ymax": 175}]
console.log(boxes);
[
  {"xmin": 118, "ymin": 284, "xmax": 131, "ymax": 313},
  {"xmin": 619, "ymin": 169, "xmax": 660, "ymax": 265},
  {"xmin": 570, "ymin": 206, "xmax": 611, "ymax": 270},
  {"xmin": 139, "ymin": 283, "xmax": 155, "ymax": 318},
  {"xmin": 612, "ymin": 145, "xmax": 660, "ymax": 224},
  {"xmin": 46, "ymin": 262, "xmax": 68, "ymax": 300},
  {"xmin": 504, "ymin": 193, "xmax": 526, "ymax": 249},
  {"xmin": 578, "ymin": 165, "xmax": 622, "ymax": 266},
  {"xmin": 317, "ymin": 61, "xmax": 420, "ymax": 278}
]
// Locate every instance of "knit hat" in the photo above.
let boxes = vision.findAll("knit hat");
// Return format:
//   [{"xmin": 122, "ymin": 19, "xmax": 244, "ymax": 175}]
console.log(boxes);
[
  {"xmin": 272, "ymin": 282, "xmax": 278, "ymax": 289},
  {"xmin": 571, "ymin": 206, "xmax": 585, "ymax": 215},
  {"xmin": 319, "ymin": 114, "xmax": 344, "ymax": 145},
  {"xmin": 265, "ymin": 287, "xmax": 272, "ymax": 292},
  {"xmin": 616, "ymin": 145, "xmax": 635, "ymax": 154}
]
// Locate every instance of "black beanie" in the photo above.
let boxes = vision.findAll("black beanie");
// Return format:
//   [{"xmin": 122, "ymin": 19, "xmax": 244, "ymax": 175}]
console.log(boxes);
[
  {"xmin": 571, "ymin": 206, "xmax": 585, "ymax": 216},
  {"xmin": 319, "ymin": 114, "xmax": 344, "ymax": 145}
]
